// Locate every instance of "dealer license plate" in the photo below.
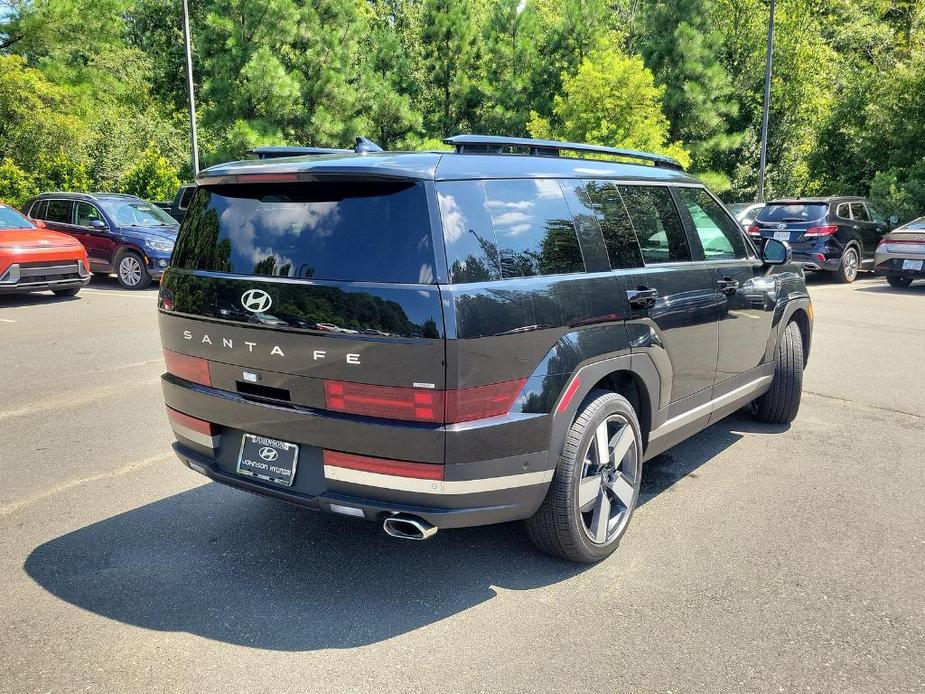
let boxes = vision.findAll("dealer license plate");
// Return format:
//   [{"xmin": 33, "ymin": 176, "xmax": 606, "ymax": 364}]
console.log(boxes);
[
  {"xmin": 902, "ymin": 259, "xmax": 923, "ymax": 271},
  {"xmin": 236, "ymin": 433, "xmax": 299, "ymax": 487}
]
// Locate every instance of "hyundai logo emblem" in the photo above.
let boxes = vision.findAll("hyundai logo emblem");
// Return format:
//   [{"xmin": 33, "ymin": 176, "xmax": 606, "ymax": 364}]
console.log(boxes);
[
  {"xmin": 776, "ymin": 223, "xmax": 787, "ymax": 230},
  {"xmin": 241, "ymin": 289, "xmax": 272, "ymax": 313},
  {"xmin": 258, "ymin": 446, "xmax": 279, "ymax": 462}
]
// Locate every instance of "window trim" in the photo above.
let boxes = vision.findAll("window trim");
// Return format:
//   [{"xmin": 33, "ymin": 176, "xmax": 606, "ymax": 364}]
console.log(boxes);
[{"xmin": 835, "ymin": 202, "xmax": 852, "ymax": 220}]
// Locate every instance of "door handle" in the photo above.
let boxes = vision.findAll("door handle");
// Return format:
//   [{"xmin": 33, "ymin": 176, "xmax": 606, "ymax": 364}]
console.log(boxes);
[
  {"xmin": 626, "ymin": 286, "xmax": 658, "ymax": 309},
  {"xmin": 717, "ymin": 277, "xmax": 739, "ymax": 295}
]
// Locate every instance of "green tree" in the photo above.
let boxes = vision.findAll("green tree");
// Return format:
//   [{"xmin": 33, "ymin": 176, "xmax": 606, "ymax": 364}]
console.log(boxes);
[
  {"xmin": 120, "ymin": 144, "xmax": 181, "ymax": 200},
  {"xmin": 528, "ymin": 46, "xmax": 691, "ymax": 168},
  {"xmin": 421, "ymin": 0, "xmax": 477, "ymax": 135},
  {"xmin": 641, "ymin": 0, "xmax": 742, "ymax": 181},
  {"xmin": 0, "ymin": 158, "xmax": 37, "ymax": 208}
]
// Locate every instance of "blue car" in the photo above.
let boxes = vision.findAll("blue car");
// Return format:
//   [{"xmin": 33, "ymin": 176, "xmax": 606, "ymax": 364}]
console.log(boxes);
[{"xmin": 23, "ymin": 192, "xmax": 179, "ymax": 289}]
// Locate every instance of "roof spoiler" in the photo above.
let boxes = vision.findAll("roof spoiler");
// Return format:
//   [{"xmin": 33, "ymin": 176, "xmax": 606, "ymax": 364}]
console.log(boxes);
[{"xmin": 442, "ymin": 135, "xmax": 684, "ymax": 170}]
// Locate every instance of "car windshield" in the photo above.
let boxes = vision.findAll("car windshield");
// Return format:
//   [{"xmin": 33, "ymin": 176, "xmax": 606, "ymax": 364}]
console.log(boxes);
[
  {"xmin": 100, "ymin": 199, "xmax": 177, "ymax": 227},
  {"xmin": 756, "ymin": 203, "xmax": 828, "ymax": 223},
  {"xmin": 0, "ymin": 204, "xmax": 34, "ymax": 230}
]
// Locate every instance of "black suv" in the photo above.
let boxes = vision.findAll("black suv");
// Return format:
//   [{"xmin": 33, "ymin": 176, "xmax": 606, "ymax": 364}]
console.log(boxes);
[
  {"xmin": 158, "ymin": 135, "xmax": 812, "ymax": 563},
  {"xmin": 24, "ymin": 192, "xmax": 180, "ymax": 289},
  {"xmin": 748, "ymin": 197, "xmax": 897, "ymax": 283}
]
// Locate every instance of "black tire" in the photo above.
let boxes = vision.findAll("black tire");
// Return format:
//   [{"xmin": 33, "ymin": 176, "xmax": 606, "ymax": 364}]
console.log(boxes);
[
  {"xmin": 886, "ymin": 273, "xmax": 913, "ymax": 288},
  {"xmin": 834, "ymin": 246, "xmax": 859, "ymax": 284},
  {"xmin": 52, "ymin": 287, "xmax": 81, "ymax": 297},
  {"xmin": 526, "ymin": 390, "xmax": 642, "ymax": 563},
  {"xmin": 116, "ymin": 251, "xmax": 152, "ymax": 290},
  {"xmin": 753, "ymin": 320, "xmax": 804, "ymax": 424}
]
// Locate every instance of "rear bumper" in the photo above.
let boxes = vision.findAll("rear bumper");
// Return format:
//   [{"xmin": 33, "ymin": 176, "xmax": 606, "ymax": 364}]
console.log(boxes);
[
  {"xmin": 163, "ymin": 375, "xmax": 553, "ymax": 529},
  {"xmin": 791, "ymin": 250, "xmax": 841, "ymax": 272},
  {"xmin": 874, "ymin": 253, "xmax": 925, "ymax": 276}
]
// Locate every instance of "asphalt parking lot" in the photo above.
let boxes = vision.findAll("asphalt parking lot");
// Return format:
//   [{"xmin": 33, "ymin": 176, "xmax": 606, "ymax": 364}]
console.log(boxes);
[{"xmin": 0, "ymin": 274, "xmax": 922, "ymax": 693}]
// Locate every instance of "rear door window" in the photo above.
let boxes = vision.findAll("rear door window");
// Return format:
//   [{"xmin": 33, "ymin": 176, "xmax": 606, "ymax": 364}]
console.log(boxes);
[
  {"xmin": 850, "ymin": 202, "xmax": 870, "ymax": 222},
  {"xmin": 437, "ymin": 181, "xmax": 501, "ymax": 283},
  {"xmin": 45, "ymin": 200, "xmax": 74, "ymax": 224},
  {"xmin": 482, "ymin": 179, "xmax": 584, "ymax": 278},
  {"xmin": 617, "ymin": 185, "xmax": 691, "ymax": 264},
  {"xmin": 28, "ymin": 200, "xmax": 48, "ymax": 220},
  {"xmin": 577, "ymin": 180, "xmax": 644, "ymax": 269},
  {"xmin": 676, "ymin": 187, "xmax": 748, "ymax": 260},
  {"xmin": 172, "ymin": 181, "xmax": 435, "ymax": 284}
]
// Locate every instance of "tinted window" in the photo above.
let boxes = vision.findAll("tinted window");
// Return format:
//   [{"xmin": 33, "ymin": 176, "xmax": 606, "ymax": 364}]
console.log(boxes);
[
  {"xmin": 836, "ymin": 203, "xmax": 850, "ymax": 219},
  {"xmin": 558, "ymin": 179, "xmax": 612, "ymax": 273},
  {"xmin": 179, "ymin": 186, "xmax": 196, "ymax": 210},
  {"xmin": 850, "ymin": 202, "xmax": 870, "ymax": 222},
  {"xmin": 578, "ymin": 180, "xmax": 644, "ymax": 269},
  {"xmin": 865, "ymin": 204, "xmax": 884, "ymax": 223},
  {"xmin": 483, "ymin": 179, "xmax": 584, "ymax": 278},
  {"xmin": 617, "ymin": 185, "xmax": 691, "ymax": 264},
  {"xmin": 172, "ymin": 182, "xmax": 435, "ymax": 284},
  {"xmin": 75, "ymin": 202, "xmax": 104, "ymax": 227},
  {"xmin": 45, "ymin": 200, "xmax": 74, "ymax": 224},
  {"xmin": 437, "ymin": 181, "xmax": 501, "ymax": 283},
  {"xmin": 677, "ymin": 187, "xmax": 747, "ymax": 260},
  {"xmin": 756, "ymin": 203, "xmax": 827, "ymax": 223},
  {"xmin": 28, "ymin": 200, "xmax": 48, "ymax": 220}
]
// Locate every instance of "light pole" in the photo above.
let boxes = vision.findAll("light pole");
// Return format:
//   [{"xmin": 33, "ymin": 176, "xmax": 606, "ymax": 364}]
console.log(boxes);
[
  {"xmin": 182, "ymin": 0, "xmax": 199, "ymax": 176},
  {"xmin": 757, "ymin": 0, "xmax": 775, "ymax": 202}
]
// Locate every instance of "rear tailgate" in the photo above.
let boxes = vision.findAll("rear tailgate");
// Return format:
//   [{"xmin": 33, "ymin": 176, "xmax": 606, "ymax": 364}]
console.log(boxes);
[{"xmin": 158, "ymin": 177, "xmax": 448, "ymax": 467}]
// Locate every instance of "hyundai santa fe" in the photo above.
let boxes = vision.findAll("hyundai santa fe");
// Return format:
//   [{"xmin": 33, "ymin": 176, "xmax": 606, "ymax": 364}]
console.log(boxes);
[{"xmin": 158, "ymin": 135, "xmax": 812, "ymax": 563}]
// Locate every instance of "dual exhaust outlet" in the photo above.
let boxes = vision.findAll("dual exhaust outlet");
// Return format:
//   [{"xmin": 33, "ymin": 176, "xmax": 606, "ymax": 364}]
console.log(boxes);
[{"xmin": 383, "ymin": 513, "xmax": 437, "ymax": 541}]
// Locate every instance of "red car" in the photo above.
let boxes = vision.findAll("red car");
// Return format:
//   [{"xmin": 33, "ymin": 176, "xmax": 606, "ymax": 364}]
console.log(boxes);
[{"xmin": 0, "ymin": 202, "xmax": 91, "ymax": 297}]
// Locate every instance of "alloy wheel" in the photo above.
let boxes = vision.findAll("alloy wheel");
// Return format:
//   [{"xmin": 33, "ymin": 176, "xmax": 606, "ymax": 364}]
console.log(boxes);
[
  {"xmin": 843, "ymin": 249, "xmax": 859, "ymax": 282},
  {"xmin": 577, "ymin": 414, "xmax": 640, "ymax": 545},
  {"xmin": 119, "ymin": 255, "xmax": 143, "ymax": 287}
]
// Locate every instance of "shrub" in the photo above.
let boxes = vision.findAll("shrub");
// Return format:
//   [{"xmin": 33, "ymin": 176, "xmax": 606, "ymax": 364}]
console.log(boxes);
[
  {"xmin": 120, "ymin": 144, "xmax": 181, "ymax": 201},
  {"xmin": 0, "ymin": 158, "xmax": 37, "ymax": 208}
]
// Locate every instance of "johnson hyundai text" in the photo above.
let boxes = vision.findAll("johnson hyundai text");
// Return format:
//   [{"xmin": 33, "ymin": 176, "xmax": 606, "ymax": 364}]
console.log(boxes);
[{"xmin": 158, "ymin": 135, "xmax": 812, "ymax": 562}]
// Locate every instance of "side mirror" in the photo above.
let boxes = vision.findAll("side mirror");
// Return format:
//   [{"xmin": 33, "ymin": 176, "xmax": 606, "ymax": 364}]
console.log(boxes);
[
  {"xmin": 89, "ymin": 219, "xmax": 107, "ymax": 230},
  {"xmin": 888, "ymin": 214, "xmax": 899, "ymax": 226},
  {"xmin": 32, "ymin": 219, "xmax": 46, "ymax": 229},
  {"xmin": 762, "ymin": 238, "xmax": 791, "ymax": 266}
]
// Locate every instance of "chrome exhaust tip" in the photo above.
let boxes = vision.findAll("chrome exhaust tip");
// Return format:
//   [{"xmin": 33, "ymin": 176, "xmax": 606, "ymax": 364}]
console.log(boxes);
[{"xmin": 383, "ymin": 513, "xmax": 437, "ymax": 541}]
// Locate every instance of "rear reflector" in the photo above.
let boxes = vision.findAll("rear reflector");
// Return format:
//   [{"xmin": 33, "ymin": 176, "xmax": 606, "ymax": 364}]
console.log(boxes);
[
  {"xmin": 163, "ymin": 348, "xmax": 212, "ymax": 386},
  {"xmin": 803, "ymin": 225, "xmax": 838, "ymax": 237},
  {"xmin": 556, "ymin": 377, "xmax": 582, "ymax": 414},
  {"xmin": 323, "ymin": 378, "xmax": 527, "ymax": 423},
  {"xmin": 324, "ymin": 450, "xmax": 444, "ymax": 480}
]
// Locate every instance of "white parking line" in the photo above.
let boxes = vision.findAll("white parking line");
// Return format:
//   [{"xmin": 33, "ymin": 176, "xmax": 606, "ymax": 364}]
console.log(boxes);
[
  {"xmin": 0, "ymin": 318, "xmax": 15, "ymax": 323},
  {"xmin": 81, "ymin": 289, "xmax": 158, "ymax": 299},
  {"xmin": 0, "ymin": 452, "xmax": 176, "ymax": 517},
  {"xmin": 0, "ymin": 375, "xmax": 161, "ymax": 422}
]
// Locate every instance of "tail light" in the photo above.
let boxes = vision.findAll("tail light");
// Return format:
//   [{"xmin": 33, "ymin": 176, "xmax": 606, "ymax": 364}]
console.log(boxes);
[
  {"xmin": 324, "ymin": 380, "xmax": 444, "ymax": 422},
  {"xmin": 324, "ymin": 378, "xmax": 527, "ymax": 424},
  {"xmin": 163, "ymin": 348, "xmax": 212, "ymax": 386},
  {"xmin": 803, "ymin": 225, "xmax": 838, "ymax": 237},
  {"xmin": 747, "ymin": 224, "xmax": 761, "ymax": 236},
  {"xmin": 323, "ymin": 450, "xmax": 443, "ymax": 480}
]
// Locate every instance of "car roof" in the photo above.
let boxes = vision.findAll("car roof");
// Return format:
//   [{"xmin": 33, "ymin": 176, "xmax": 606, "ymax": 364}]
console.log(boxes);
[
  {"xmin": 30, "ymin": 192, "xmax": 145, "ymax": 203},
  {"xmin": 766, "ymin": 196, "xmax": 867, "ymax": 205},
  {"xmin": 197, "ymin": 150, "xmax": 702, "ymax": 185}
]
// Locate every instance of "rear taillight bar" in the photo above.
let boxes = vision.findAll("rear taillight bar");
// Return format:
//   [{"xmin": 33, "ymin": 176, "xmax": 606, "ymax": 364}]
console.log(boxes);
[
  {"xmin": 323, "ymin": 378, "xmax": 527, "ymax": 424},
  {"xmin": 163, "ymin": 348, "xmax": 212, "ymax": 387},
  {"xmin": 747, "ymin": 224, "xmax": 761, "ymax": 236},
  {"xmin": 803, "ymin": 225, "xmax": 838, "ymax": 237}
]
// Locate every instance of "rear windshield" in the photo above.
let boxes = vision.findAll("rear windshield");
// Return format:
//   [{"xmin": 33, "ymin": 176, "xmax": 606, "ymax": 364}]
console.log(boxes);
[
  {"xmin": 0, "ymin": 204, "xmax": 33, "ymax": 229},
  {"xmin": 756, "ymin": 203, "xmax": 828, "ymax": 223},
  {"xmin": 172, "ymin": 181, "xmax": 434, "ymax": 283}
]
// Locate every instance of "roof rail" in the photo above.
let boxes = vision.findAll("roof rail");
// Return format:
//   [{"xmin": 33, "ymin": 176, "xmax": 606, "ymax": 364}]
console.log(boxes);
[
  {"xmin": 442, "ymin": 135, "xmax": 683, "ymax": 170},
  {"xmin": 247, "ymin": 145, "xmax": 351, "ymax": 160}
]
